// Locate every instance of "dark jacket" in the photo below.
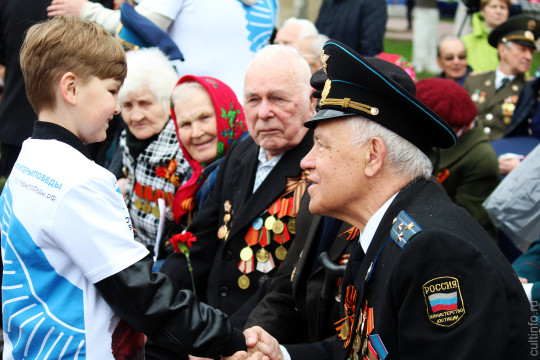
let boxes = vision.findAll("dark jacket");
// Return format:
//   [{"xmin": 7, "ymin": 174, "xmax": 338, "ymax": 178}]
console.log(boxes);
[
  {"xmin": 315, "ymin": 0, "xmax": 387, "ymax": 57},
  {"xmin": 505, "ymin": 77, "xmax": 540, "ymax": 138},
  {"xmin": 160, "ymin": 132, "xmax": 313, "ymax": 328},
  {"xmin": 287, "ymin": 179, "xmax": 535, "ymax": 360},
  {"xmin": 429, "ymin": 124, "xmax": 500, "ymax": 239}
]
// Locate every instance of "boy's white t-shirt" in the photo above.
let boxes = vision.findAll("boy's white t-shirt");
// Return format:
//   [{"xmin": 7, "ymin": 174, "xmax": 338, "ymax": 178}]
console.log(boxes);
[{"xmin": 1, "ymin": 138, "xmax": 149, "ymax": 359}]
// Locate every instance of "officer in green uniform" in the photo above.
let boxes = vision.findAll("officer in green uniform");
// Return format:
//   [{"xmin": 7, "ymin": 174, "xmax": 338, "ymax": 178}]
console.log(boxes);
[{"xmin": 463, "ymin": 14, "xmax": 540, "ymax": 141}]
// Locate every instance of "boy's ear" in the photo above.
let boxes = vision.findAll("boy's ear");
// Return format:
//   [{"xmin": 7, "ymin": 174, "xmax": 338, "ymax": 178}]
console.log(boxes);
[{"xmin": 60, "ymin": 72, "xmax": 78, "ymax": 106}]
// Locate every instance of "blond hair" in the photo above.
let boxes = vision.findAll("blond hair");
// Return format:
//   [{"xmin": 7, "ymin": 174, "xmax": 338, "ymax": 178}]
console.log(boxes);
[{"xmin": 20, "ymin": 16, "xmax": 127, "ymax": 114}]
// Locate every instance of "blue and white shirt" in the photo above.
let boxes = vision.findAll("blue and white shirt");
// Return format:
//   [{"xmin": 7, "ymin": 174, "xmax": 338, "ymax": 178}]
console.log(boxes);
[{"xmin": 1, "ymin": 123, "xmax": 148, "ymax": 359}]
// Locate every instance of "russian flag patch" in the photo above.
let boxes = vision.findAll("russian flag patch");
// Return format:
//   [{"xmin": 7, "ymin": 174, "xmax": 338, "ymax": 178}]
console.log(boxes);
[{"xmin": 422, "ymin": 276, "xmax": 465, "ymax": 328}]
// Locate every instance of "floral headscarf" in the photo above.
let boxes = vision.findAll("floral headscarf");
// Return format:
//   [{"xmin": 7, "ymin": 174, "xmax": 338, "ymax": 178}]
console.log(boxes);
[{"xmin": 171, "ymin": 75, "xmax": 246, "ymax": 223}]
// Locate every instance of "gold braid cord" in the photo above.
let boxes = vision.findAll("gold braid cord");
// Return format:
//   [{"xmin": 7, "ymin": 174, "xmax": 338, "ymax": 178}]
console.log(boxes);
[{"xmin": 321, "ymin": 98, "xmax": 379, "ymax": 116}]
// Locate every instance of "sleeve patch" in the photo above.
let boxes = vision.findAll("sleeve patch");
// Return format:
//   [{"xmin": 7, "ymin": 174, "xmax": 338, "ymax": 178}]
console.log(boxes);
[{"xmin": 422, "ymin": 276, "xmax": 466, "ymax": 328}]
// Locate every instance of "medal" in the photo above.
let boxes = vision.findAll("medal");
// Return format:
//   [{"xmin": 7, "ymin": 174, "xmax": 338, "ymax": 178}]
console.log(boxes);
[
  {"xmin": 238, "ymin": 274, "xmax": 250, "ymax": 289},
  {"xmin": 141, "ymin": 202, "xmax": 152, "ymax": 214},
  {"xmin": 152, "ymin": 205, "xmax": 160, "ymax": 219},
  {"xmin": 264, "ymin": 215, "xmax": 276, "ymax": 230},
  {"xmin": 362, "ymin": 337, "xmax": 368, "ymax": 356},
  {"xmin": 272, "ymin": 219, "xmax": 284, "ymax": 234},
  {"xmin": 253, "ymin": 217, "xmax": 263, "ymax": 230},
  {"xmin": 340, "ymin": 318, "xmax": 350, "ymax": 339},
  {"xmin": 218, "ymin": 225, "xmax": 228, "ymax": 239},
  {"xmin": 288, "ymin": 218, "xmax": 296, "ymax": 234},
  {"xmin": 224, "ymin": 200, "xmax": 232, "ymax": 212},
  {"xmin": 256, "ymin": 251, "xmax": 275, "ymax": 273},
  {"xmin": 240, "ymin": 246, "xmax": 254, "ymax": 261},
  {"xmin": 133, "ymin": 198, "xmax": 142, "ymax": 210},
  {"xmin": 256, "ymin": 247, "xmax": 269, "ymax": 262},
  {"xmin": 352, "ymin": 333, "xmax": 361, "ymax": 353},
  {"xmin": 224, "ymin": 213, "xmax": 231, "ymax": 224},
  {"xmin": 275, "ymin": 245, "xmax": 287, "ymax": 260}
]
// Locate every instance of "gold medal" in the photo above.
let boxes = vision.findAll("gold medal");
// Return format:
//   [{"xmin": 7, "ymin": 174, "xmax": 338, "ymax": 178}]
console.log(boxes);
[
  {"xmin": 224, "ymin": 213, "xmax": 231, "ymax": 224},
  {"xmin": 272, "ymin": 219, "xmax": 284, "ymax": 234},
  {"xmin": 152, "ymin": 205, "xmax": 160, "ymax": 219},
  {"xmin": 264, "ymin": 215, "xmax": 276, "ymax": 230},
  {"xmin": 340, "ymin": 318, "xmax": 350, "ymax": 339},
  {"xmin": 142, "ymin": 202, "xmax": 152, "ymax": 214},
  {"xmin": 217, "ymin": 225, "xmax": 228, "ymax": 239},
  {"xmin": 256, "ymin": 247, "xmax": 269, "ymax": 262},
  {"xmin": 287, "ymin": 218, "xmax": 296, "ymax": 234},
  {"xmin": 133, "ymin": 198, "xmax": 142, "ymax": 210},
  {"xmin": 238, "ymin": 274, "xmax": 250, "ymax": 289},
  {"xmin": 240, "ymin": 246, "xmax": 254, "ymax": 261},
  {"xmin": 275, "ymin": 245, "xmax": 287, "ymax": 260},
  {"xmin": 352, "ymin": 333, "xmax": 361, "ymax": 353},
  {"xmin": 361, "ymin": 337, "xmax": 368, "ymax": 356},
  {"xmin": 352, "ymin": 352, "xmax": 359, "ymax": 360},
  {"xmin": 504, "ymin": 116, "xmax": 511, "ymax": 125}
]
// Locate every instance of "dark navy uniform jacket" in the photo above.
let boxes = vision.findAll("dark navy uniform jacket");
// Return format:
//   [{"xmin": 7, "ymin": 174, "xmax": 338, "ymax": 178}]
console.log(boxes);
[{"xmin": 287, "ymin": 178, "xmax": 536, "ymax": 360}]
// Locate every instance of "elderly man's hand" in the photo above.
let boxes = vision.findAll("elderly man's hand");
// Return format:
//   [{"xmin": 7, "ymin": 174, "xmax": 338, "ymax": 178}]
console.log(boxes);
[
  {"xmin": 244, "ymin": 326, "xmax": 284, "ymax": 360},
  {"xmin": 47, "ymin": 0, "xmax": 88, "ymax": 18}
]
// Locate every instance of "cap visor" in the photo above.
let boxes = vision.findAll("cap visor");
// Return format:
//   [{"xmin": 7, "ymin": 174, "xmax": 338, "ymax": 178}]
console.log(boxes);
[{"xmin": 304, "ymin": 109, "xmax": 357, "ymax": 128}]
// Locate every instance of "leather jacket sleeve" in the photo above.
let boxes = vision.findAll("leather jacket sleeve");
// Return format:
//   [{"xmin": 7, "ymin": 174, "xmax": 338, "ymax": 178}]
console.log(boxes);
[{"xmin": 95, "ymin": 254, "xmax": 246, "ymax": 357}]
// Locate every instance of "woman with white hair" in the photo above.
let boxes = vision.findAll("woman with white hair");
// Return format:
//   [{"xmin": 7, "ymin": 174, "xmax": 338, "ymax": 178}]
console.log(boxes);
[{"xmin": 117, "ymin": 47, "xmax": 190, "ymax": 253}]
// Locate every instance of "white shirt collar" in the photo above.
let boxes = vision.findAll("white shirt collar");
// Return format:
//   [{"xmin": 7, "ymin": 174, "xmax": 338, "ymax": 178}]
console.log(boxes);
[
  {"xmin": 495, "ymin": 67, "xmax": 515, "ymax": 89},
  {"xmin": 359, "ymin": 192, "xmax": 399, "ymax": 253}
]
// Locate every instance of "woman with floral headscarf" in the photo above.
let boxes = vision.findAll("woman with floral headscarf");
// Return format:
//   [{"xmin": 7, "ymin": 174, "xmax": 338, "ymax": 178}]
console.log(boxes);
[{"xmin": 156, "ymin": 75, "xmax": 247, "ymax": 263}]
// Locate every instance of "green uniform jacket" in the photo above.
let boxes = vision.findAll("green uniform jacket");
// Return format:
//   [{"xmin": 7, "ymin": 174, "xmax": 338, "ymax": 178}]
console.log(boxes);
[
  {"xmin": 464, "ymin": 70, "xmax": 529, "ymax": 140},
  {"xmin": 430, "ymin": 125, "xmax": 501, "ymax": 239},
  {"xmin": 462, "ymin": 12, "xmax": 499, "ymax": 72}
]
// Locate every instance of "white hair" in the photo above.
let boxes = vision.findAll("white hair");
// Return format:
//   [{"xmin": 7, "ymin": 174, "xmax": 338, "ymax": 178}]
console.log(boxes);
[
  {"xmin": 119, "ymin": 47, "xmax": 179, "ymax": 104},
  {"xmin": 345, "ymin": 116, "xmax": 433, "ymax": 180},
  {"xmin": 281, "ymin": 17, "xmax": 319, "ymax": 41},
  {"xmin": 171, "ymin": 81, "xmax": 206, "ymax": 106},
  {"xmin": 248, "ymin": 44, "xmax": 313, "ymax": 99},
  {"xmin": 302, "ymin": 34, "xmax": 330, "ymax": 56}
]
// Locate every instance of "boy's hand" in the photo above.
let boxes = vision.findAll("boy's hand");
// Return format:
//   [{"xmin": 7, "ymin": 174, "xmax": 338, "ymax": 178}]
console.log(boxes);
[{"xmin": 47, "ymin": 0, "xmax": 88, "ymax": 18}]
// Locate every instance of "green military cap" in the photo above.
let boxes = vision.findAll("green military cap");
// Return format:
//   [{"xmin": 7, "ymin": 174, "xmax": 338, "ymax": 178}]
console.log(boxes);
[{"xmin": 488, "ymin": 14, "xmax": 540, "ymax": 49}]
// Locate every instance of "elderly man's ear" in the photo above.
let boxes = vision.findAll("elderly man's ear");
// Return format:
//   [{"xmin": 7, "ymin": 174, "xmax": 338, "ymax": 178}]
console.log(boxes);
[{"xmin": 364, "ymin": 137, "xmax": 386, "ymax": 178}]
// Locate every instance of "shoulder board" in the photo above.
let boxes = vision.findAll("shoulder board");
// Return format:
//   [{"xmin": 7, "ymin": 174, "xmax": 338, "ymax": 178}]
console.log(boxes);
[{"xmin": 390, "ymin": 210, "xmax": 423, "ymax": 249}]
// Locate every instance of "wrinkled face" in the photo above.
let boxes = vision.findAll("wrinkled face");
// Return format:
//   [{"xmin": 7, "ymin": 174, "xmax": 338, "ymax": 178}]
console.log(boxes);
[
  {"xmin": 500, "ymin": 42, "xmax": 534, "ymax": 75},
  {"xmin": 243, "ymin": 59, "xmax": 313, "ymax": 159},
  {"xmin": 481, "ymin": 0, "xmax": 509, "ymax": 29},
  {"xmin": 175, "ymin": 87, "xmax": 218, "ymax": 164},
  {"xmin": 121, "ymin": 86, "xmax": 169, "ymax": 140},
  {"xmin": 274, "ymin": 24, "xmax": 302, "ymax": 49},
  {"xmin": 437, "ymin": 39, "xmax": 468, "ymax": 80},
  {"xmin": 300, "ymin": 119, "xmax": 366, "ymax": 219},
  {"xmin": 76, "ymin": 76, "xmax": 121, "ymax": 144}
]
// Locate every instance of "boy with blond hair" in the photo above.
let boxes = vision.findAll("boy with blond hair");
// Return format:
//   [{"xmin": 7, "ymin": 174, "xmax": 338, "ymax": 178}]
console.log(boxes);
[{"xmin": 0, "ymin": 16, "xmax": 244, "ymax": 359}]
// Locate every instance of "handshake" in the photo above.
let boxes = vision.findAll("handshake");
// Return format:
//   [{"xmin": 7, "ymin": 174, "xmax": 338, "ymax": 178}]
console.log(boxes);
[{"xmin": 224, "ymin": 326, "xmax": 285, "ymax": 360}]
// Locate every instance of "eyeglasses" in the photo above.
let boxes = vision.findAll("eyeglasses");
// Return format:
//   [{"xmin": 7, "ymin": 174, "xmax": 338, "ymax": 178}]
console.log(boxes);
[{"xmin": 442, "ymin": 54, "xmax": 467, "ymax": 61}]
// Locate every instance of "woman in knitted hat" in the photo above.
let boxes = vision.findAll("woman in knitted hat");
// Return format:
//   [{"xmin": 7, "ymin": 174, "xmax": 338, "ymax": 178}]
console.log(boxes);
[
  {"xmin": 157, "ymin": 75, "xmax": 247, "ymax": 263},
  {"xmin": 416, "ymin": 77, "xmax": 500, "ymax": 240}
]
